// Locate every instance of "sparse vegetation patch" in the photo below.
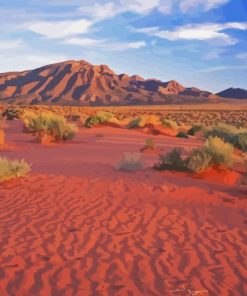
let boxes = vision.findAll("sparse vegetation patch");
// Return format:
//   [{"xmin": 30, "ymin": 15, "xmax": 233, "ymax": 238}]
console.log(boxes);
[{"xmin": 0, "ymin": 157, "xmax": 31, "ymax": 182}]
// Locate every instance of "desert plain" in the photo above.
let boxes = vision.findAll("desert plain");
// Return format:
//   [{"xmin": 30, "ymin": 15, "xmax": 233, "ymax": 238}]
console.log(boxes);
[{"xmin": 0, "ymin": 104, "xmax": 246, "ymax": 296}]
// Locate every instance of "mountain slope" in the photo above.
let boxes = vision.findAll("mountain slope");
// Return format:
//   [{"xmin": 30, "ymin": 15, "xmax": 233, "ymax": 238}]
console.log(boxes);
[
  {"xmin": 0, "ymin": 59, "xmax": 218, "ymax": 105},
  {"xmin": 217, "ymin": 88, "xmax": 247, "ymax": 99}
]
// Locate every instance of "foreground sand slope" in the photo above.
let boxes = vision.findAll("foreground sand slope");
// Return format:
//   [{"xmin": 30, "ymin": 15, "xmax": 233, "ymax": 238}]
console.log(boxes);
[
  {"xmin": 0, "ymin": 120, "xmax": 246, "ymax": 295},
  {"xmin": 0, "ymin": 172, "xmax": 246, "ymax": 296}
]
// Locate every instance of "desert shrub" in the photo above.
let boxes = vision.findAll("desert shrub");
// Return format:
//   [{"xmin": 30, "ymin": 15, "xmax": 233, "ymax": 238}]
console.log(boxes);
[
  {"xmin": 154, "ymin": 148, "xmax": 189, "ymax": 171},
  {"xmin": 187, "ymin": 148, "xmax": 212, "ymax": 173},
  {"xmin": 235, "ymin": 133, "xmax": 247, "ymax": 152},
  {"xmin": 205, "ymin": 123, "xmax": 237, "ymax": 142},
  {"xmin": 204, "ymin": 123, "xmax": 247, "ymax": 152},
  {"xmin": 117, "ymin": 152, "xmax": 143, "ymax": 171},
  {"xmin": 2, "ymin": 108, "xmax": 21, "ymax": 120},
  {"xmin": 204, "ymin": 136, "xmax": 234, "ymax": 166},
  {"xmin": 176, "ymin": 131, "xmax": 188, "ymax": 138},
  {"xmin": 22, "ymin": 111, "xmax": 37, "ymax": 132},
  {"xmin": 0, "ymin": 157, "xmax": 31, "ymax": 181},
  {"xmin": 144, "ymin": 138, "xmax": 155, "ymax": 149},
  {"xmin": 138, "ymin": 115, "xmax": 161, "ymax": 127},
  {"xmin": 161, "ymin": 119, "xmax": 178, "ymax": 130},
  {"xmin": 84, "ymin": 111, "xmax": 114, "ymax": 128},
  {"xmin": 127, "ymin": 118, "xmax": 141, "ymax": 129},
  {"xmin": 188, "ymin": 125, "xmax": 204, "ymax": 136},
  {"xmin": 23, "ymin": 112, "xmax": 77, "ymax": 143}
]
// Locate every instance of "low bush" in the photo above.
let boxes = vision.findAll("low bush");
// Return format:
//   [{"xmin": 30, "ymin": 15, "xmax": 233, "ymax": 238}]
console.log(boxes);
[
  {"xmin": 0, "ymin": 157, "xmax": 31, "ymax": 182},
  {"xmin": 154, "ymin": 148, "xmax": 189, "ymax": 171},
  {"xmin": 139, "ymin": 115, "xmax": 161, "ymax": 127},
  {"xmin": 144, "ymin": 138, "xmax": 155, "ymax": 149},
  {"xmin": 176, "ymin": 131, "xmax": 188, "ymax": 138},
  {"xmin": 23, "ymin": 112, "xmax": 77, "ymax": 143},
  {"xmin": 84, "ymin": 111, "xmax": 114, "ymax": 128},
  {"xmin": 155, "ymin": 137, "xmax": 235, "ymax": 173},
  {"xmin": 2, "ymin": 108, "xmax": 22, "ymax": 120},
  {"xmin": 127, "ymin": 118, "xmax": 141, "ymax": 129},
  {"xmin": 204, "ymin": 123, "xmax": 247, "ymax": 152},
  {"xmin": 161, "ymin": 119, "xmax": 178, "ymax": 130},
  {"xmin": 187, "ymin": 125, "xmax": 204, "ymax": 136},
  {"xmin": 187, "ymin": 148, "xmax": 212, "ymax": 173},
  {"xmin": 117, "ymin": 152, "xmax": 143, "ymax": 171},
  {"xmin": 235, "ymin": 133, "xmax": 247, "ymax": 152},
  {"xmin": 204, "ymin": 136, "xmax": 234, "ymax": 166}
]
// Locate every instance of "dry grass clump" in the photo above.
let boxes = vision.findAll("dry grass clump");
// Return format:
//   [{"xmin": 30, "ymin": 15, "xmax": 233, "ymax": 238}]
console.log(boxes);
[
  {"xmin": 144, "ymin": 138, "xmax": 155, "ymax": 149},
  {"xmin": 161, "ymin": 119, "xmax": 178, "ymax": 130},
  {"xmin": 2, "ymin": 108, "xmax": 23, "ymax": 120},
  {"xmin": 154, "ymin": 148, "xmax": 189, "ymax": 171},
  {"xmin": 23, "ymin": 112, "xmax": 77, "ymax": 143},
  {"xmin": 116, "ymin": 152, "xmax": 143, "ymax": 171},
  {"xmin": 84, "ymin": 111, "xmax": 114, "ymax": 128},
  {"xmin": 205, "ymin": 123, "xmax": 247, "ymax": 152},
  {"xmin": 155, "ymin": 137, "xmax": 236, "ymax": 173},
  {"xmin": 138, "ymin": 115, "xmax": 161, "ymax": 127},
  {"xmin": 0, "ymin": 157, "xmax": 31, "ymax": 182},
  {"xmin": 187, "ymin": 125, "xmax": 204, "ymax": 136}
]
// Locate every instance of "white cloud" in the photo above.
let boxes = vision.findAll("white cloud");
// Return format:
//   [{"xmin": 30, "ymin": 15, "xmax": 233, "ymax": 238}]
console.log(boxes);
[
  {"xmin": 62, "ymin": 37, "xmax": 146, "ymax": 51},
  {"xmin": 0, "ymin": 53, "xmax": 69, "ymax": 72},
  {"xmin": 0, "ymin": 39, "xmax": 24, "ymax": 50},
  {"xmin": 180, "ymin": 0, "xmax": 230, "ymax": 12},
  {"xmin": 62, "ymin": 37, "xmax": 106, "ymax": 46},
  {"xmin": 23, "ymin": 19, "xmax": 92, "ymax": 39},
  {"xmin": 136, "ymin": 22, "xmax": 247, "ymax": 44},
  {"xmin": 236, "ymin": 52, "xmax": 247, "ymax": 60},
  {"xmin": 51, "ymin": 0, "xmax": 229, "ymax": 16}
]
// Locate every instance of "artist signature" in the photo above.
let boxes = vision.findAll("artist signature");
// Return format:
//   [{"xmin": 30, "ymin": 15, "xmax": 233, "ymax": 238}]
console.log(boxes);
[{"xmin": 170, "ymin": 286, "xmax": 209, "ymax": 295}]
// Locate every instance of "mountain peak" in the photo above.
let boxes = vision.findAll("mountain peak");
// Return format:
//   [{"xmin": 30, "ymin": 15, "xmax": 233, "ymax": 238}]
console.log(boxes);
[
  {"xmin": 217, "ymin": 87, "xmax": 247, "ymax": 99},
  {"xmin": 0, "ymin": 59, "xmax": 219, "ymax": 105}
]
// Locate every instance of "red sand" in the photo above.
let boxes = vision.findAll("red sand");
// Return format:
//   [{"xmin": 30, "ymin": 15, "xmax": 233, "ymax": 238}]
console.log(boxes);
[{"xmin": 0, "ymin": 121, "xmax": 246, "ymax": 296}]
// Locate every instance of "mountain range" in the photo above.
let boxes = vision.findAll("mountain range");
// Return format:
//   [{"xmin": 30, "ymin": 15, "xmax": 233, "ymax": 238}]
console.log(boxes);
[{"xmin": 0, "ymin": 59, "xmax": 246, "ymax": 106}]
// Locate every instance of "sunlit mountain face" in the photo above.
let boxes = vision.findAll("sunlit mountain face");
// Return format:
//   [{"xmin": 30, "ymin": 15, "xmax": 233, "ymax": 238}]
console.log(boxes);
[{"xmin": 0, "ymin": 0, "xmax": 246, "ymax": 94}]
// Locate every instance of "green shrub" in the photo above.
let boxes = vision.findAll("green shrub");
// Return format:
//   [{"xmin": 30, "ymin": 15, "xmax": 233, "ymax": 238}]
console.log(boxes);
[
  {"xmin": 187, "ymin": 148, "xmax": 212, "ymax": 173},
  {"xmin": 85, "ymin": 116, "xmax": 102, "ymax": 128},
  {"xmin": 144, "ymin": 138, "xmax": 155, "ymax": 149},
  {"xmin": 176, "ymin": 131, "xmax": 189, "ymax": 138},
  {"xmin": 204, "ymin": 136, "xmax": 234, "ymax": 166},
  {"xmin": 161, "ymin": 119, "xmax": 178, "ymax": 129},
  {"xmin": 84, "ymin": 111, "xmax": 113, "ymax": 128},
  {"xmin": 127, "ymin": 118, "xmax": 141, "ymax": 129},
  {"xmin": 2, "ymin": 108, "xmax": 22, "ymax": 120},
  {"xmin": 23, "ymin": 112, "xmax": 77, "ymax": 143},
  {"xmin": 235, "ymin": 133, "xmax": 247, "ymax": 152},
  {"xmin": 117, "ymin": 152, "xmax": 143, "ymax": 171},
  {"xmin": 188, "ymin": 125, "xmax": 204, "ymax": 136},
  {"xmin": 0, "ymin": 157, "xmax": 31, "ymax": 181},
  {"xmin": 154, "ymin": 137, "xmax": 236, "ymax": 173},
  {"xmin": 154, "ymin": 148, "xmax": 189, "ymax": 171},
  {"xmin": 204, "ymin": 123, "xmax": 247, "ymax": 152}
]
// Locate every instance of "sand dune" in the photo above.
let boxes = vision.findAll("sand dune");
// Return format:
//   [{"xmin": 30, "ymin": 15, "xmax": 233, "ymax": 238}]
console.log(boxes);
[
  {"xmin": 0, "ymin": 121, "xmax": 246, "ymax": 295},
  {"xmin": 0, "ymin": 172, "xmax": 246, "ymax": 296}
]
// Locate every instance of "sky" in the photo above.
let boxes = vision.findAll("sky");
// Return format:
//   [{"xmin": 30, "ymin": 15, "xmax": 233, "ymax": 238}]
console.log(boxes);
[{"xmin": 0, "ymin": 0, "xmax": 247, "ymax": 93}]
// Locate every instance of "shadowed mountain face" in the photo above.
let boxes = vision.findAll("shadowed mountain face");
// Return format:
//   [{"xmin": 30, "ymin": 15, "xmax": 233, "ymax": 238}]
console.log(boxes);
[
  {"xmin": 217, "ymin": 88, "xmax": 247, "ymax": 99},
  {"xmin": 0, "ymin": 59, "xmax": 219, "ymax": 105}
]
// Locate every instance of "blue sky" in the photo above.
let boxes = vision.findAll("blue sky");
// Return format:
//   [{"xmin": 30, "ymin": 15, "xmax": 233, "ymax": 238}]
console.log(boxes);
[{"xmin": 0, "ymin": 0, "xmax": 246, "ymax": 92}]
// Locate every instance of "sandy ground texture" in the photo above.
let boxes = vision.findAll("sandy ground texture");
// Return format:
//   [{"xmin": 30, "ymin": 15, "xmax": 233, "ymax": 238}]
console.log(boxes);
[{"xmin": 0, "ymin": 121, "xmax": 246, "ymax": 296}]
